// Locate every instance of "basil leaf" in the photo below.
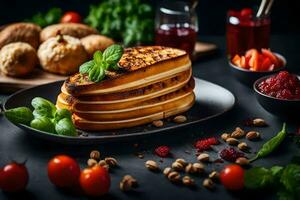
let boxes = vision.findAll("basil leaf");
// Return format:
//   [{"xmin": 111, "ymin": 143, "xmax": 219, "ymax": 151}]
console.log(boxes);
[
  {"xmin": 30, "ymin": 116, "xmax": 56, "ymax": 134},
  {"xmin": 250, "ymin": 123, "xmax": 287, "ymax": 162},
  {"xmin": 244, "ymin": 167, "xmax": 275, "ymax": 189},
  {"xmin": 4, "ymin": 107, "xmax": 34, "ymax": 125},
  {"xmin": 102, "ymin": 44, "xmax": 123, "ymax": 64},
  {"xmin": 93, "ymin": 51, "xmax": 103, "ymax": 65},
  {"xmin": 31, "ymin": 97, "xmax": 56, "ymax": 118},
  {"xmin": 79, "ymin": 60, "xmax": 94, "ymax": 74},
  {"xmin": 55, "ymin": 118, "xmax": 77, "ymax": 136},
  {"xmin": 88, "ymin": 65, "xmax": 98, "ymax": 82}
]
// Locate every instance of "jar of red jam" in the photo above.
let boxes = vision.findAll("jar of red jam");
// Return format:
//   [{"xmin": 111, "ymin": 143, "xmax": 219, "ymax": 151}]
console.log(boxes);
[{"xmin": 226, "ymin": 8, "xmax": 271, "ymax": 58}]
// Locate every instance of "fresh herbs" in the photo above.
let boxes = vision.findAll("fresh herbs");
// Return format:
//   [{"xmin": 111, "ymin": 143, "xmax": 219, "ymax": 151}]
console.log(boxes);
[
  {"xmin": 85, "ymin": 0, "xmax": 154, "ymax": 46},
  {"xmin": 79, "ymin": 44, "xmax": 124, "ymax": 83},
  {"xmin": 26, "ymin": 8, "xmax": 62, "ymax": 27},
  {"xmin": 4, "ymin": 97, "xmax": 77, "ymax": 137},
  {"xmin": 244, "ymin": 164, "xmax": 300, "ymax": 200},
  {"xmin": 250, "ymin": 123, "xmax": 287, "ymax": 162}
]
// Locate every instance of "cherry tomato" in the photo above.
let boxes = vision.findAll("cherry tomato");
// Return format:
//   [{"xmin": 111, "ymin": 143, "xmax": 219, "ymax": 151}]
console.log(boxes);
[
  {"xmin": 80, "ymin": 165, "xmax": 110, "ymax": 197},
  {"xmin": 220, "ymin": 164, "xmax": 244, "ymax": 190},
  {"xmin": 60, "ymin": 11, "xmax": 82, "ymax": 23},
  {"xmin": 0, "ymin": 162, "xmax": 29, "ymax": 192},
  {"xmin": 48, "ymin": 155, "xmax": 80, "ymax": 188}
]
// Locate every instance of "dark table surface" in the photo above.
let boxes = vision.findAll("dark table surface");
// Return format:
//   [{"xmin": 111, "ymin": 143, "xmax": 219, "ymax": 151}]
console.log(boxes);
[{"xmin": 0, "ymin": 35, "xmax": 299, "ymax": 200}]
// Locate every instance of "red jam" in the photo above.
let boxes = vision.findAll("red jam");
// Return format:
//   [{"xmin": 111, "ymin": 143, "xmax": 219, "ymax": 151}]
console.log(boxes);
[{"xmin": 258, "ymin": 71, "xmax": 300, "ymax": 100}]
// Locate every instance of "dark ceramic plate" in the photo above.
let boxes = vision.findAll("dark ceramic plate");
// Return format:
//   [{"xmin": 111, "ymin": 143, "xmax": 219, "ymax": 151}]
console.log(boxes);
[
  {"xmin": 253, "ymin": 74, "xmax": 300, "ymax": 119},
  {"xmin": 229, "ymin": 53, "xmax": 286, "ymax": 86},
  {"xmin": 4, "ymin": 78, "xmax": 235, "ymax": 144}
]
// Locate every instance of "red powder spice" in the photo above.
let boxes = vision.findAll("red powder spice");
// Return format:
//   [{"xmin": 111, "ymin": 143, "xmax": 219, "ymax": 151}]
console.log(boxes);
[{"xmin": 194, "ymin": 137, "xmax": 219, "ymax": 151}]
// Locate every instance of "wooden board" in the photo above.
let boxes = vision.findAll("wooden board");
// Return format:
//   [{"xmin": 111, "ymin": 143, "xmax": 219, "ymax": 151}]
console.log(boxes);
[
  {"xmin": 193, "ymin": 41, "xmax": 218, "ymax": 61},
  {"xmin": 0, "ymin": 69, "xmax": 67, "ymax": 93}
]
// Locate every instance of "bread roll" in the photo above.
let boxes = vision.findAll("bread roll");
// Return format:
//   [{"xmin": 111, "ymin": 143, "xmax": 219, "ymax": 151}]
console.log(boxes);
[
  {"xmin": 81, "ymin": 34, "xmax": 114, "ymax": 57},
  {"xmin": 0, "ymin": 23, "xmax": 41, "ymax": 49},
  {"xmin": 40, "ymin": 23, "xmax": 98, "ymax": 42},
  {"xmin": 0, "ymin": 42, "xmax": 37, "ymax": 77},
  {"xmin": 38, "ymin": 35, "xmax": 88, "ymax": 75}
]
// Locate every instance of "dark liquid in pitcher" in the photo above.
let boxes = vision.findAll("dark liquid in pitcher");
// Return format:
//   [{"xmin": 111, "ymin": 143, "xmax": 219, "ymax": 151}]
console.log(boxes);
[{"xmin": 155, "ymin": 24, "xmax": 197, "ymax": 57}]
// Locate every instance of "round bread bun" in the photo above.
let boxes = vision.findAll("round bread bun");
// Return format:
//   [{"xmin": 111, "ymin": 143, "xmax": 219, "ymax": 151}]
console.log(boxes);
[
  {"xmin": 81, "ymin": 34, "xmax": 115, "ymax": 58},
  {"xmin": 40, "ymin": 23, "xmax": 98, "ymax": 42},
  {"xmin": 0, "ymin": 42, "xmax": 38, "ymax": 77},
  {"xmin": 38, "ymin": 35, "xmax": 88, "ymax": 75},
  {"xmin": 0, "ymin": 23, "xmax": 41, "ymax": 49}
]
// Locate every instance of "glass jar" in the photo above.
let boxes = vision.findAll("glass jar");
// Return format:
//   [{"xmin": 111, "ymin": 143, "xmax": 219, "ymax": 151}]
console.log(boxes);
[
  {"xmin": 155, "ymin": 0, "xmax": 198, "ymax": 57},
  {"xmin": 226, "ymin": 8, "xmax": 271, "ymax": 58}
]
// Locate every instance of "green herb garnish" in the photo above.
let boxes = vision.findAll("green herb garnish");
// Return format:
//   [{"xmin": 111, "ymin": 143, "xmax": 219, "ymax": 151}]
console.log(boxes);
[
  {"xmin": 79, "ymin": 44, "xmax": 124, "ymax": 83},
  {"xmin": 250, "ymin": 123, "xmax": 287, "ymax": 162},
  {"xmin": 4, "ymin": 97, "xmax": 77, "ymax": 137}
]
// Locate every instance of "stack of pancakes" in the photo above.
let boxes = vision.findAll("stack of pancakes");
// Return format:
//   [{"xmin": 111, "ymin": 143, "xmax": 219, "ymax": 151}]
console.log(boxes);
[{"xmin": 56, "ymin": 46, "xmax": 195, "ymax": 131}]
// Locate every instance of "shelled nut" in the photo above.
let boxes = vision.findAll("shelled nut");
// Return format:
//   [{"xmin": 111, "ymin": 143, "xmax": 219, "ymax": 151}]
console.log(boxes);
[
  {"xmin": 221, "ymin": 133, "xmax": 231, "ymax": 141},
  {"xmin": 197, "ymin": 153, "xmax": 210, "ymax": 162},
  {"xmin": 163, "ymin": 167, "xmax": 172, "ymax": 176},
  {"xmin": 226, "ymin": 138, "xmax": 239, "ymax": 146},
  {"xmin": 173, "ymin": 115, "xmax": 187, "ymax": 123},
  {"xmin": 172, "ymin": 161, "xmax": 184, "ymax": 171},
  {"xmin": 87, "ymin": 158, "xmax": 98, "ymax": 167},
  {"xmin": 175, "ymin": 158, "xmax": 187, "ymax": 167},
  {"xmin": 90, "ymin": 150, "xmax": 101, "ymax": 160},
  {"xmin": 235, "ymin": 157, "xmax": 249, "ymax": 166},
  {"xmin": 203, "ymin": 178, "xmax": 214, "ymax": 189},
  {"xmin": 145, "ymin": 160, "xmax": 159, "ymax": 171},
  {"xmin": 253, "ymin": 118, "xmax": 267, "ymax": 127},
  {"xmin": 120, "ymin": 175, "xmax": 138, "ymax": 192},
  {"xmin": 152, "ymin": 120, "xmax": 164, "ymax": 127},
  {"xmin": 167, "ymin": 171, "xmax": 181, "ymax": 183},
  {"xmin": 246, "ymin": 131, "xmax": 260, "ymax": 140},
  {"xmin": 231, "ymin": 127, "xmax": 245, "ymax": 138},
  {"xmin": 104, "ymin": 157, "xmax": 118, "ymax": 167},
  {"xmin": 185, "ymin": 163, "xmax": 195, "ymax": 173},
  {"xmin": 98, "ymin": 160, "xmax": 109, "ymax": 170},
  {"xmin": 209, "ymin": 171, "xmax": 220, "ymax": 180},
  {"xmin": 238, "ymin": 142, "xmax": 249, "ymax": 151},
  {"xmin": 182, "ymin": 176, "xmax": 195, "ymax": 186},
  {"xmin": 192, "ymin": 163, "xmax": 205, "ymax": 173}
]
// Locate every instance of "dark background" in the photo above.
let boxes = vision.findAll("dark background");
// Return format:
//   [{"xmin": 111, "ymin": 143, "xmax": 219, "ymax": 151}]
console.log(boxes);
[{"xmin": 0, "ymin": 0, "xmax": 299, "ymax": 35}]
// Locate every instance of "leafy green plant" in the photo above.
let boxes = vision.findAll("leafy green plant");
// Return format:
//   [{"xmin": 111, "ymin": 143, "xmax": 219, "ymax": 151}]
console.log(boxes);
[
  {"xmin": 4, "ymin": 97, "xmax": 76, "ymax": 137},
  {"xmin": 79, "ymin": 44, "xmax": 124, "ymax": 82},
  {"xmin": 4, "ymin": 107, "xmax": 34, "ymax": 125},
  {"xmin": 85, "ymin": 0, "xmax": 154, "ymax": 46},
  {"xmin": 245, "ymin": 164, "xmax": 300, "ymax": 200},
  {"xmin": 250, "ymin": 123, "xmax": 287, "ymax": 162},
  {"xmin": 26, "ymin": 8, "xmax": 62, "ymax": 27}
]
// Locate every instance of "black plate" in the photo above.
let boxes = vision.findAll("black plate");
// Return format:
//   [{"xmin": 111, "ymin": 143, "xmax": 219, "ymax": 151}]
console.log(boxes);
[{"xmin": 4, "ymin": 78, "xmax": 235, "ymax": 144}]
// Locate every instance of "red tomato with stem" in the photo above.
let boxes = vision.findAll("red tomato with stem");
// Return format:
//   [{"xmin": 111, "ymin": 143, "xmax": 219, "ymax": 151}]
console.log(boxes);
[
  {"xmin": 48, "ymin": 155, "xmax": 81, "ymax": 188},
  {"xmin": 0, "ymin": 162, "xmax": 29, "ymax": 192},
  {"xmin": 60, "ymin": 11, "xmax": 82, "ymax": 23},
  {"xmin": 220, "ymin": 164, "xmax": 244, "ymax": 190},
  {"xmin": 80, "ymin": 165, "xmax": 110, "ymax": 197}
]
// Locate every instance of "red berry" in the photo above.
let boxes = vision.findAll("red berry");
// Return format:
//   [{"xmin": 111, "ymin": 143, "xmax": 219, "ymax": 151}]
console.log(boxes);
[
  {"xmin": 219, "ymin": 147, "xmax": 244, "ymax": 162},
  {"xmin": 258, "ymin": 71, "xmax": 300, "ymax": 100},
  {"xmin": 155, "ymin": 146, "xmax": 170, "ymax": 158},
  {"xmin": 194, "ymin": 137, "xmax": 219, "ymax": 151}
]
